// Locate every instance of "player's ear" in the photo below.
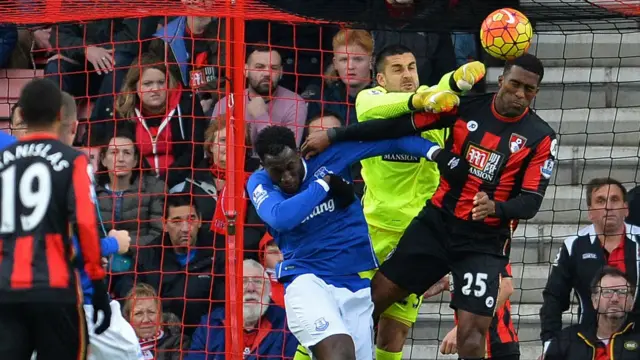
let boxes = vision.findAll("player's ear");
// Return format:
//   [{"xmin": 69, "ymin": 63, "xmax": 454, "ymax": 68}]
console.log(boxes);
[
  {"xmin": 376, "ymin": 72, "xmax": 385, "ymax": 87},
  {"xmin": 497, "ymin": 75, "xmax": 504, "ymax": 87}
]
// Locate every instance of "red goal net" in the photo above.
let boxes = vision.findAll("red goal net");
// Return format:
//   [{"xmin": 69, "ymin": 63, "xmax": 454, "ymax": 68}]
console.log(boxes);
[{"xmin": 1, "ymin": 0, "xmax": 640, "ymax": 359}]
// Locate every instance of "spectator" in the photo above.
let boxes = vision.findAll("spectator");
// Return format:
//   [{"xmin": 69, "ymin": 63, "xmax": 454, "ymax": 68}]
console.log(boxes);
[
  {"xmin": 123, "ymin": 283, "xmax": 187, "ymax": 360},
  {"xmin": 95, "ymin": 129, "xmax": 165, "ymax": 248},
  {"xmin": 115, "ymin": 194, "xmax": 224, "ymax": 335},
  {"xmin": 545, "ymin": 267, "xmax": 639, "ymax": 360},
  {"xmin": 186, "ymin": 259, "xmax": 297, "ymax": 360},
  {"xmin": 150, "ymin": 16, "xmax": 225, "ymax": 109},
  {"xmin": 304, "ymin": 29, "xmax": 373, "ymax": 126},
  {"xmin": 0, "ymin": 24, "xmax": 17, "ymax": 68},
  {"xmin": 540, "ymin": 177, "xmax": 640, "ymax": 351},
  {"xmin": 10, "ymin": 102, "xmax": 26, "ymax": 138},
  {"xmin": 304, "ymin": 112, "xmax": 364, "ymax": 198},
  {"xmin": 169, "ymin": 116, "xmax": 265, "ymax": 258},
  {"xmin": 7, "ymin": 25, "xmax": 52, "ymax": 69},
  {"xmin": 211, "ymin": 44, "xmax": 307, "ymax": 147},
  {"xmin": 625, "ymin": 185, "xmax": 640, "ymax": 226},
  {"xmin": 46, "ymin": 18, "xmax": 158, "ymax": 105},
  {"xmin": 92, "ymin": 54, "xmax": 206, "ymax": 183},
  {"xmin": 258, "ymin": 234, "xmax": 284, "ymax": 307}
]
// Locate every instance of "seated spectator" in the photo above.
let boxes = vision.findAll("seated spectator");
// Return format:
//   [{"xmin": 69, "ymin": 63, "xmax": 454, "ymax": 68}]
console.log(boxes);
[
  {"xmin": 0, "ymin": 24, "xmax": 17, "ymax": 68},
  {"xmin": 123, "ymin": 283, "xmax": 187, "ymax": 360},
  {"xmin": 545, "ymin": 267, "xmax": 639, "ymax": 360},
  {"xmin": 258, "ymin": 234, "xmax": 284, "ymax": 307},
  {"xmin": 186, "ymin": 259, "xmax": 297, "ymax": 360},
  {"xmin": 625, "ymin": 184, "xmax": 640, "ymax": 226},
  {"xmin": 211, "ymin": 44, "xmax": 307, "ymax": 147},
  {"xmin": 115, "ymin": 194, "xmax": 224, "ymax": 336},
  {"xmin": 92, "ymin": 54, "xmax": 206, "ymax": 182},
  {"xmin": 169, "ymin": 116, "xmax": 265, "ymax": 257},
  {"xmin": 149, "ymin": 16, "xmax": 225, "ymax": 107},
  {"xmin": 96, "ymin": 129, "xmax": 165, "ymax": 248},
  {"xmin": 304, "ymin": 29, "xmax": 373, "ymax": 125},
  {"xmin": 10, "ymin": 102, "xmax": 26, "ymax": 138}
]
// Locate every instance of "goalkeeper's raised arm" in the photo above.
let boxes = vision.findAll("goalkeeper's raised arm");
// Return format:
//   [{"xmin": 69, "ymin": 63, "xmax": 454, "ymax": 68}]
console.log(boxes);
[{"xmin": 355, "ymin": 45, "xmax": 485, "ymax": 122}]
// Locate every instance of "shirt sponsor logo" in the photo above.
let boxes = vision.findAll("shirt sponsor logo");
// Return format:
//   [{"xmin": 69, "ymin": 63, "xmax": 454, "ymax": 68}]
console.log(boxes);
[
  {"xmin": 509, "ymin": 133, "xmax": 527, "ymax": 153},
  {"xmin": 465, "ymin": 143, "xmax": 504, "ymax": 183},
  {"xmin": 582, "ymin": 253, "xmax": 597, "ymax": 260},
  {"xmin": 301, "ymin": 199, "xmax": 335, "ymax": 223},
  {"xmin": 382, "ymin": 153, "xmax": 421, "ymax": 163}
]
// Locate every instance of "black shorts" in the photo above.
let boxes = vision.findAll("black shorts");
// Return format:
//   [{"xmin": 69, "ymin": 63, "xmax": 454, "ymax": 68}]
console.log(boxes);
[
  {"xmin": 379, "ymin": 203, "xmax": 509, "ymax": 317},
  {"xmin": 0, "ymin": 302, "xmax": 88, "ymax": 360}
]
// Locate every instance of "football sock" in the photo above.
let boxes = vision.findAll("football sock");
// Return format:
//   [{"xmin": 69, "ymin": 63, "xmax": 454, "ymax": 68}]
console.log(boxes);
[{"xmin": 376, "ymin": 347, "xmax": 403, "ymax": 360}]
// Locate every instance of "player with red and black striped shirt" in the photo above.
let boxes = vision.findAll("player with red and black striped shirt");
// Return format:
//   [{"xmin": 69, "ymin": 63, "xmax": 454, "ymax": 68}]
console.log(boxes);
[
  {"xmin": 0, "ymin": 79, "xmax": 111, "ymax": 360},
  {"xmin": 302, "ymin": 53, "xmax": 555, "ymax": 360}
]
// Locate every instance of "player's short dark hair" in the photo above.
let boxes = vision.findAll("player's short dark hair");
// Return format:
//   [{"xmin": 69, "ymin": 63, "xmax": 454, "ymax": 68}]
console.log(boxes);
[
  {"xmin": 254, "ymin": 125, "xmax": 297, "ymax": 161},
  {"xmin": 246, "ymin": 42, "xmax": 281, "ymax": 63},
  {"xmin": 165, "ymin": 193, "xmax": 200, "ymax": 218},
  {"xmin": 590, "ymin": 266, "xmax": 633, "ymax": 294},
  {"xmin": 18, "ymin": 78, "xmax": 62, "ymax": 128},
  {"xmin": 586, "ymin": 177, "xmax": 627, "ymax": 206},
  {"xmin": 374, "ymin": 44, "xmax": 414, "ymax": 74},
  {"xmin": 503, "ymin": 53, "xmax": 545, "ymax": 83}
]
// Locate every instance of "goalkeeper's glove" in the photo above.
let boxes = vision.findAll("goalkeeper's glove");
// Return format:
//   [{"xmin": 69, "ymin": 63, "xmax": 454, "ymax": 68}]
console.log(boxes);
[
  {"xmin": 411, "ymin": 90, "xmax": 460, "ymax": 113},
  {"xmin": 452, "ymin": 61, "xmax": 486, "ymax": 92},
  {"xmin": 326, "ymin": 174, "xmax": 356, "ymax": 209},
  {"xmin": 432, "ymin": 149, "xmax": 470, "ymax": 184},
  {"xmin": 91, "ymin": 279, "xmax": 112, "ymax": 335}
]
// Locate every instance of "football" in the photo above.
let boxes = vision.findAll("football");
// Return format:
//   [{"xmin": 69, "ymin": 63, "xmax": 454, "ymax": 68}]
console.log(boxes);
[{"xmin": 480, "ymin": 8, "xmax": 533, "ymax": 60}]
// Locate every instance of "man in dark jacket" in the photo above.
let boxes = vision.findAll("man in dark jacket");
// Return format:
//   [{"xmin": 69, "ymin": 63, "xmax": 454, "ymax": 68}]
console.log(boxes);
[
  {"xmin": 545, "ymin": 266, "xmax": 639, "ymax": 360},
  {"xmin": 540, "ymin": 177, "xmax": 640, "ymax": 351},
  {"xmin": 114, "ymin": 193, "xmax": 224, "ymax": 336}
]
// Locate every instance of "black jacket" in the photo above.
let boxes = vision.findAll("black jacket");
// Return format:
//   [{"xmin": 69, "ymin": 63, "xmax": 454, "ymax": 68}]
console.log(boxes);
[
  {"xmin": 545, "ymin": 321, "xmax": 640, "ymax": 360},
  {"xmin": 540, "ymin": 224, "xmax": 640, "ymax": 344},
  {"xmin": 115, "ymin": 233, "xmax": 224, "ymax": 336}
]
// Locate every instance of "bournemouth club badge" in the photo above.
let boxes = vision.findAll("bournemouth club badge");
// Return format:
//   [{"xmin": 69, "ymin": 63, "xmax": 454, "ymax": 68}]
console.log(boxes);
[{"xmin": 509, "ymin": 133, "xmax": 527, "ymax": 153}]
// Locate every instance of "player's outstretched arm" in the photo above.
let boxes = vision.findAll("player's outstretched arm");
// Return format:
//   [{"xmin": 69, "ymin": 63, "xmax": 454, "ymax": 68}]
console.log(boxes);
[
  {"xmin": 434, "ymin": 61, "xmax": 486, "ymax": 94},
  {"xmin": 334, "ymin": 136, "xmax": 442, "ymax": 166},
  {"xmin": 248, "ymin": 174, "xmax": 331, "ymax": 232}
]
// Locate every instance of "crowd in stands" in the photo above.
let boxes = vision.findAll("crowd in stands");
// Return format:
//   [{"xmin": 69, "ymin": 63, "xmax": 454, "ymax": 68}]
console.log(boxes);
[{"xmin": 6, "ymin": 7, "xmax": 640, "ymax": 360}]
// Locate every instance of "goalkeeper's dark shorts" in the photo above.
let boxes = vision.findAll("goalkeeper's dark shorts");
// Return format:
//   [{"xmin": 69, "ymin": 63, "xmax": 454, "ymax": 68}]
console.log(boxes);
[
  {"xmin": 378, "ymin": 202, "xmax": 510, "ymax": 317},
  {"xmin": 0, "ymin": 302, "xmax": 88, "ymax": 360}
]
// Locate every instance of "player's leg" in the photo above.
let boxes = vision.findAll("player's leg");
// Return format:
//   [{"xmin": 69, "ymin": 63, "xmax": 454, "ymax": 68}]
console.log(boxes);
[
  {"xmin": 372, "ymin": 206, "xmax": 451, "ymax": 322},
  {"xmin": 284, "ymin": 273, "xmax": 358, "ymax": 360},
  {"xmin": 333, "ymin": 283, "xmax": 375, "ymax": 360},
  {"xmin": 84, "ymin": 301, "xmax": 143, "ymax": 360},
  {"xmin": 368, "ymin": 225, "xmax": 421, "ymax": 360},
  {"xmin": 0, "ymin": 303, "xmax": 33, "ymax": 359},
  {"xmin": 31, "ymin": 302, "xmax": 89, "ymax": 360},
  {"xmin": 450, "ymin": 252, "xmax": 508, "ymax": 359}
]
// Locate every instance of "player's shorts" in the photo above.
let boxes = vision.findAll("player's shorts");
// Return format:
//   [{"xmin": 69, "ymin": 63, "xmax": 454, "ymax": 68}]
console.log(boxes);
[
  {"xmin": 0, "ymin": 302, "xmax": 89, "ymax": 360},
  {"xmin": 368, "ymin": 225, "xmax": 423, "ymax": 326},
  {"xmin": 284, "ymin": 273, "xmax": 374, "ymax": 360},
  {"xmin": 84, "ymin": 300, "xmax": 143, "ymax": 360},
  {"xmin": 379, "ymin": 203, "xmax": 509, "ymax": 317}
]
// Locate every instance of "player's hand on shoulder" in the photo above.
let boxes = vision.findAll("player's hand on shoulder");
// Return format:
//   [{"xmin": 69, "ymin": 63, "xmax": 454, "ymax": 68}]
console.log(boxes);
[
  {"xmin": 432, "ymin": 149, "xmax": 470, "ymax": 183},
  {"xmin": 325, "ymin": 174, "xmax": 356, "ymax": 209},
  {"xmin": 453, "ymin": 61, "xmax": 486, "ymax": 92},
  {"xmin": 301, "ymin": 130, "xmax": 331, "ymax": 159},
  {"xmin": 440, "ymin": 326, "xmax": 457, "ymax": 355},
  {"xmin": 472, "ymin": 192, "xmax": 496, "ymax": 221},
  {"xmin": 109, "ymin": 229, "xmax": 131, "ymax": 254},
  {"xmin": 413, "ymin": 90, "xmax": 460, "ymax": 113}
]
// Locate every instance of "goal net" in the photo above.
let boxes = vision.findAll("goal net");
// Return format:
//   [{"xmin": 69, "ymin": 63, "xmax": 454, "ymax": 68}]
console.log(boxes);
[{"xmin": 0, "ymin": 0, "xmax": 639, "ymax": 359}]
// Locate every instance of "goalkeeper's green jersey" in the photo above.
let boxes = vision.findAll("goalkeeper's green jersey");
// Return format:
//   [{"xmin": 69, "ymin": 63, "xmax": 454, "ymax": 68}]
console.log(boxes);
[{"xmin": 356, "ymin": 85, "xmax": 448, "ymax": 232}]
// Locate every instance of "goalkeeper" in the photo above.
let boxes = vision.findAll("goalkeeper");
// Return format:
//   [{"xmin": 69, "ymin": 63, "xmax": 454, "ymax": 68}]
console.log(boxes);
[{"xmin": 299, "ymin": 44, "xmax": 485, "ymax": 360}]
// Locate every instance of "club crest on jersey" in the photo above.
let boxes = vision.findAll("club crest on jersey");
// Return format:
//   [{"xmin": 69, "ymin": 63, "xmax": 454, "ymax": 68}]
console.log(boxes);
[
  {"xmin": 465, "ymin": 143, "xmax": 504, "ymax": 183},
  {"xmin": 509, "ymin": 133, "xmax": 527, "ymax": 153}
]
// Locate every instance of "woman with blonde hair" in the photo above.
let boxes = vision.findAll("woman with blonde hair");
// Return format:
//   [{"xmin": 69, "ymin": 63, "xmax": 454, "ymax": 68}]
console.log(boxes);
[
  {"xmin": 305, "ymin": 29, "xmax": 373, "ymax": 126},
  {"xmin": 92, "ymin": 53, "xmax": 207, "ymax": 185}
]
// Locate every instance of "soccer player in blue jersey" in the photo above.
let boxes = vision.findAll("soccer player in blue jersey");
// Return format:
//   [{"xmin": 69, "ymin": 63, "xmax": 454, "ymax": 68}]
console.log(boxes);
[{"xmin": 247, "ymin": 125, "xmax": 465, "ymax": 360}]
